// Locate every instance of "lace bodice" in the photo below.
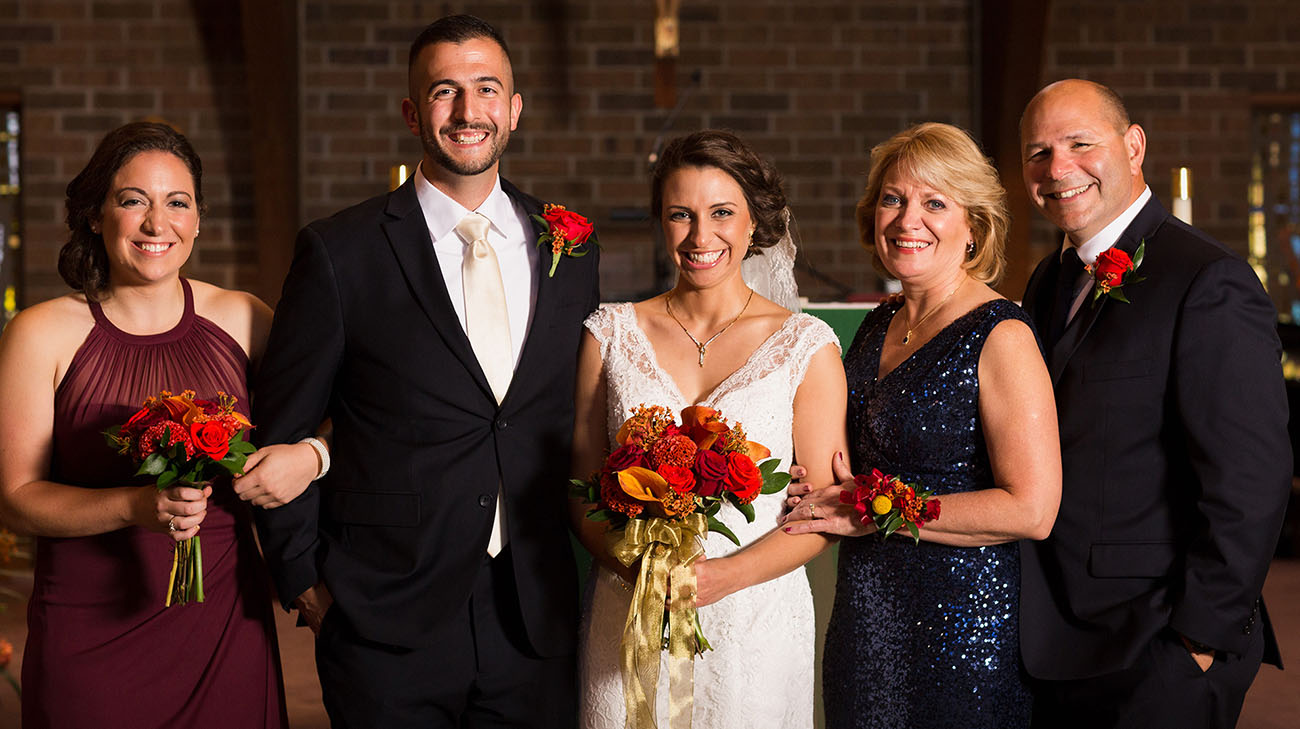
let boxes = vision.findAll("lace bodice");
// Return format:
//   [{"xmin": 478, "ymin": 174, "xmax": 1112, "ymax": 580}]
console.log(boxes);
[
  {"xmin": 584, "ymin": 302, "xmax": 840, "ymax": 552},
  {"xmin": 579, "ymin": 302, "xmax": 840, "ymax": 729}
]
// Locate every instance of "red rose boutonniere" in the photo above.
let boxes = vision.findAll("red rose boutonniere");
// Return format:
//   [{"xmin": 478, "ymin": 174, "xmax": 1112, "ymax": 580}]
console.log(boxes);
[
  {"xmin": 531, "ymin": 204, "xmax": 597, "ymax": 277},
  {"xmin": 1088, "ymin": 241, "xmax": 1146, "ymax": 305}
]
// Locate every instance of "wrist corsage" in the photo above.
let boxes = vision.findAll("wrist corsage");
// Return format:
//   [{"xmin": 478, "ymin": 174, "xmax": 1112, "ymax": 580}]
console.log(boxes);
[
  {"xmin": 532, "ymin": 204, "xmax": 597, "ymax": 277},
  {"xmin": 1088, "ymin": 241, "xmax": 1145, "ymax": 305},
  {"xmin": 839, "ymin": 468, "xmax": 940, "ymax": 543}
]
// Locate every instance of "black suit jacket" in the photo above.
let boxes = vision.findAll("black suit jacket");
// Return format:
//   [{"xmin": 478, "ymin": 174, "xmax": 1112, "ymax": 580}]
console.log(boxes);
[
  {"xmin": 251, "ymin": 176, "xmax": 600, "ymax": 655},
  {"xmin": 1019, "ymin": 196, "xmax": 1290, "ymax": 680}
]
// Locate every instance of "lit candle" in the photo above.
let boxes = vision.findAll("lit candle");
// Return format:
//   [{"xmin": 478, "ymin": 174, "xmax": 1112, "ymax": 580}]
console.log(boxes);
[
  {"xmin": 389, "ymin": 164, "xmax": 409, "ymax": 191},
  {"xmin": 1171, "ymin": 167, "xmax": 1192, "ymax": 224}
]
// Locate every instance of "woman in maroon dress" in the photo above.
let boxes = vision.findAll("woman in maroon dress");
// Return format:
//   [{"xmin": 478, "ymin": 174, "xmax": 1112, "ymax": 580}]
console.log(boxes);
[{"xmin": 0, "ymin": 122, "xmax": 312, "ymax": 727}]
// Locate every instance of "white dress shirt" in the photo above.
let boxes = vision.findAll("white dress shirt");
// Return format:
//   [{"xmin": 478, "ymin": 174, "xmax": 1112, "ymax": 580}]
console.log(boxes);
[
  {"xmin": 413, "ymin": 166, "xmax": 538, "ymax": 369},
  {"xmin": 1061, "ymin": 185, "xmax": 1152, "ymax": 323}
]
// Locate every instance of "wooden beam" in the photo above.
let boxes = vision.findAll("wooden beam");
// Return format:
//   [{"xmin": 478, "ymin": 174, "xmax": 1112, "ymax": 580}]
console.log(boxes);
[
  {"xmin": 974, "ymin": 0, "xmax": 1051, "ymax": 298},
  {"xmin": 238, "ymin": 0, "xmax": 300, "ymax": 306}
]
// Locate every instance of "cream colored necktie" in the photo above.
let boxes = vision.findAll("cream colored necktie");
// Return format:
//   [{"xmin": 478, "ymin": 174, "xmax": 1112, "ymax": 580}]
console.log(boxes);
[{"xmin": 455, "ymin": 211, "xmax": 511, "ymax": 557}]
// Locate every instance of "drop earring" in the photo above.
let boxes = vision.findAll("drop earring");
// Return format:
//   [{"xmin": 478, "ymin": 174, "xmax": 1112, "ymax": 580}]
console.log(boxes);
[{"xmin": 965, "ymin": 240, "xmax": 975, "ymax": 258}]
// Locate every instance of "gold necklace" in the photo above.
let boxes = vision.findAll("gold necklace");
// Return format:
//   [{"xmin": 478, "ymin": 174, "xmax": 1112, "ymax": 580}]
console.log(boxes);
[
  {"xmin": 902, "ymin": 278, "xmax": 965, "ymax": 345},
  {"xmin": 666, "ymin": 287, "xmax": 755, "ymax": 367}
]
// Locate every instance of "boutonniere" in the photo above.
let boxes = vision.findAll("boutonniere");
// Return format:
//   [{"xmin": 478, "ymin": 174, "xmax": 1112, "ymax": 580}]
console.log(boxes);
[
  {"xmin": 1088, "ymin": 241, "xmax": 1146, "ymax": 304},
  {"xmin": 531, "ymin": 204, "xmax": 597, "ymax": 277}
]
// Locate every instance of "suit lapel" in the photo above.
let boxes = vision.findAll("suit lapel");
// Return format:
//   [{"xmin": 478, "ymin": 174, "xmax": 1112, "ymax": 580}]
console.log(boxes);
[
  {"xmin": 1047, "ymin": 196, "xmax": 1168, "ymax": 384},
  {"xmin": 380, "ymin": 179, "xmax": 492, "ymax": 397},
  {"xmin": 503, "ymin": 178, "xmax": 562, "ymax": 387}
]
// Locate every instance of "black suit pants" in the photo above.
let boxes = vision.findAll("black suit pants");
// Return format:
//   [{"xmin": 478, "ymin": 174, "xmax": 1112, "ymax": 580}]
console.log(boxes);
[
  {"xmin": 1029, "ymin": 627, "xmax": 1264, "ymax": 729},
  {"xmin": 315, "ymin": 551, "xmax": 577, "ymax": 729}
]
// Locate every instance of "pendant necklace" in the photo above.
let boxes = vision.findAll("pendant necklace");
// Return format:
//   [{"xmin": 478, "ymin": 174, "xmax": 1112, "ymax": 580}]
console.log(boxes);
[
  {"xmin": 902, "ymin": 278, "xmax": 965, "ymax": 345},
  {"xmin": 666, "ymin": 287, "xmax": 755, "ymax": 367}
]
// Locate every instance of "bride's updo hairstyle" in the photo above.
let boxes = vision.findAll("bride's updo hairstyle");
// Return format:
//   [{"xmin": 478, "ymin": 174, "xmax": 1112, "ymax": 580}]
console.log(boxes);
[
  {"xmin": 650, "ymin": 129, "xmax": 787, "ymax": 260},
  {"xmin": 855, "ymin": 122, "xmax": 1009, "ymax": 285},
  {"xmin": 60, "ymin": 121, "xmax": 206, "ymax": 300}
]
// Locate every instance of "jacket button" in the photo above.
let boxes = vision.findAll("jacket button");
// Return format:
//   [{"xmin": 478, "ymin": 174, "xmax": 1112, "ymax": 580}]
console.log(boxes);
[
  {"xmin": 478, "ymin": 494, "xmax": 492, "ymax": 508},
  {"xmin": 496, "ymin": 419, "xmax": 509, "ymax": 430}
]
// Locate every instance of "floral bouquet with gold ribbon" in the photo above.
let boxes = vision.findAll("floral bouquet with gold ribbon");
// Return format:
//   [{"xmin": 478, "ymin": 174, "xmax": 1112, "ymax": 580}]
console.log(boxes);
[
  {"xmin": 572, "ymin": 404, "xmax": 789, "ymax": 729},
  {"xmin": 104, "ymin": 390, "xmax": 255, "ymax": 606}
]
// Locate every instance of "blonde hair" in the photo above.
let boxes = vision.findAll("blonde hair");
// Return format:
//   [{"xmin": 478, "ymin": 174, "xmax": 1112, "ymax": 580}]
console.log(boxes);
[{"xmin": 855, "ymin": 122, "xmax": 1009, "ymax": 284}]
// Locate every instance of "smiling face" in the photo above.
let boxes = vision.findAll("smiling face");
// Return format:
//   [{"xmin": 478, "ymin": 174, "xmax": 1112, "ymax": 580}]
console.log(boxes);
[
  {"xmin": 873, "ymin": 165, "xmax": 973, "ymax": 287},
  {"xmin": 1021, "ymin": 81, "xmax": 1146, "ymax": 245},
  {"xmin": 402, "ymin": 37, "xmax": 522, "ymax": 184},
  {"xmin": 660, "ymin": 165, "xmax": 754, "ymax": 290},
  {"xmin": 94, "ymin": 149, "xmax": 198, "ymax": 286}
]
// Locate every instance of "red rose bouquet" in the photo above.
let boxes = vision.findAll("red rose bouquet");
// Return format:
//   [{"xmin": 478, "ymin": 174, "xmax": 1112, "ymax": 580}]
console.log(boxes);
[
  {"xmin": 839, "ymin": 468, "xmax": 940, "ymax": 544},
  {"xmin": 1087, "ymin": 241, "xmax": 1145, "ymax": 304},
  {"xmin": 573, "ymin": 404, "xmax": 788, "ymax": 728},
  {"xmin": 103, "ymin": 390, "xmax": 255, "ymax": 606},
  {"xmin": 532, "ymin": 203, "xmax": 597, "ymax": 277}
]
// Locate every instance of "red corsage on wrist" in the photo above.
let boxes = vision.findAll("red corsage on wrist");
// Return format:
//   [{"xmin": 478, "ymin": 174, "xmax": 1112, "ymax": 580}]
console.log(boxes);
[{"xmin": 839, "ymin": 468, "xmax": 940, "ymax": 543}]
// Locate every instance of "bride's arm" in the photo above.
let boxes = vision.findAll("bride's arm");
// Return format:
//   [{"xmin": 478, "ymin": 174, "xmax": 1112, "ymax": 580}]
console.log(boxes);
[
  {"xmin": 568, "ymin": 330, "xmax": 638, "ymax": 584},
  {"xmin": 693, "ymin": 342, "xmax": 845, "ymax": 606}
]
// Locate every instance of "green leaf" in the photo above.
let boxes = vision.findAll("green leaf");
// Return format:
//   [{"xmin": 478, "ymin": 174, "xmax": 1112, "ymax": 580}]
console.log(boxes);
[
  {"xmin": 1132, "ymin": 240, "xmax": 1145, "ymax": 269},
  {"xmin": 906, "ymin": 522, "xmax": 921, "ymax": 543},
  {"xmin": 1109, "ymin": 288, "xmax": 1131, "ymax": 304},
  {"xmin": 156, "ymin": 470, "xmax": 178, "ymax": 489},
  {"xmin": 734, "ymin": 499, "xmax": 756, "ymax": 523},
  {"xmin": 704, "ymin": 501, "xmax": 721, "ymax": 517},
  {"xmin": 228, "ymin": 439, "xmax": 256, "ymax": 456},
  {"xmin": 587, "ymin": 509, "xmax": 613, "ymax": 522},
  {"xmin": 707, "ymin": 517, "xmax": 740, "ymax": 546},
  {"xmin": 138, "ymin": 452, "xmax": 168, "ymax": 476},
  {"xmin": 761, "ymin": 471, "xmax": 791, "ymax": 495}
]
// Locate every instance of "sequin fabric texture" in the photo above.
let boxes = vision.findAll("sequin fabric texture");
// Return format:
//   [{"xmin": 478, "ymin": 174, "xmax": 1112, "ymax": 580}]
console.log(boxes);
[{"xmin": 824, "ymin": 299, "xmax": 1034, "ymax": 729}]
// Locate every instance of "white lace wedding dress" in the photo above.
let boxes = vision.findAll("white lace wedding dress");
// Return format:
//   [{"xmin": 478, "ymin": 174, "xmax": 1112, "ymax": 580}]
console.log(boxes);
[{"xmin": 578, "ymin": 302, "xmax": 840, "ymax": 729}]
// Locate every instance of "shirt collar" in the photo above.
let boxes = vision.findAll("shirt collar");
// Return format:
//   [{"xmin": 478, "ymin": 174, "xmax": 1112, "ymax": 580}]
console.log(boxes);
[
  {"xmin": 1066, "ymin": 185, "xmax": 1151, "ymax": 265},
  {"xmin": 413, "ymin": 163, "xmax": 512, "ymax": 245}
]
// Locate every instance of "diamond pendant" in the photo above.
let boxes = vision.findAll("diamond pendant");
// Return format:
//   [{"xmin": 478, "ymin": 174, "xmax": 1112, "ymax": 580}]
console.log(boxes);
[
  {"xmin": 903, "ymin": 329, "xmax": 914, "ymax": 345},
  {"xmin": 697, "ymin": 344, "xmax": 707, "ymax": 367}
]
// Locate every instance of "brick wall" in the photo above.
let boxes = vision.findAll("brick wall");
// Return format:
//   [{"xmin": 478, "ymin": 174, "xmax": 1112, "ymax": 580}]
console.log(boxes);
[
  {"xmin": 299, "ymin": 0, "xmax": 972, "ymax": 301},
  {"xmin": 1036, "ymin": 0, "xmax": 1300, "ymax": 265},
  {"xmin": 5, "ymin": 0, "xmax": 1299, "ymax": 306},
  {"xmin": 2, "ymin": 0, "xmax": 253, "ymax": 304}
]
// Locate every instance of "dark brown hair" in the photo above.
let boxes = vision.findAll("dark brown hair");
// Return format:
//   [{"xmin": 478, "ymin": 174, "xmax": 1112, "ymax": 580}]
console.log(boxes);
[
  {"xmin": 650, "ymin": 130, "xmax": 788, "ymax": 258},
  {"xmin": 60, "ymin": 121, "xmax": 204, "ymax": 299},
  {"xmin": 408, "ymin": 14, "xmax": 512, "ymax": 81}
]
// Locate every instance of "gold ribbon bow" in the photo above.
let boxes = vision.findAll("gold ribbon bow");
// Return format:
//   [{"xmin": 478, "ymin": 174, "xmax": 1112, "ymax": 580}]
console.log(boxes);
[{"xmin": 611, "ymin": 514, "xmax": 708, "ymax": 729}]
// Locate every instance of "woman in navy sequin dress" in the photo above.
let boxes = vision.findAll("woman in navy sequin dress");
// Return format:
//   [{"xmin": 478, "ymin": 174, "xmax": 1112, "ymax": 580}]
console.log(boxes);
[{"xmin": 784, "ymin": 123, "xmax": 1061, "ymax": 728}]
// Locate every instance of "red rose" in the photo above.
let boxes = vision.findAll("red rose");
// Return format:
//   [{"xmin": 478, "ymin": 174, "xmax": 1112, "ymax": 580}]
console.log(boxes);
[
  {"xmin": 658, "ymin": 464, "xmax": 697, "ymax": 494},
  {"xmin": 922, "ymin": 499, "xmax": 941, "ymax": 523},
  {"xmin": 193, "ymin": 399, "xmax": 220, "ymax": 415},
  {"xmin": 724, "ymin": 452, "xmax": 764, "ymax": 503},
  {"xmin": 607, "ymin": 444, "xmax": 647, "ymax": 472},
  {"xmin": 190, "ymin": 420, "xmax": 231, "ymax": 460},
  {"xmin": 122, "ymin": 405, "xmax": 163, "ymax": 435},
  {"xmin": 543, "ymin": 206, "xmax": 594, "ymax": 246},
  {"xmin": 694, "ymin": 449, "xmax": 727, "ymax": 497},
  {"xmin": 1092, "ymin": 248, "xmax": 1132, "ymax": 286}
]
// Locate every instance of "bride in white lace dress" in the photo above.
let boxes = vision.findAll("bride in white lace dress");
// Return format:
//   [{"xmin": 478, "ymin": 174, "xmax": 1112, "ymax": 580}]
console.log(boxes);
[{"xmin": 570, "ymin": 130, "xmax": 848, "ymax": 728}]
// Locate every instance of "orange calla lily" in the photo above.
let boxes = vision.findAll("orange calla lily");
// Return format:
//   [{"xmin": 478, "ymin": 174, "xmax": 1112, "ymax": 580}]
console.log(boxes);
[
  {"xmin": 618, "ymin": 467, "xmax": 671, "ymax": 518},
  {"xmin": 616, "ymin": 419, "xmax": 632, "ymax": 446},
  {"xmin": 164, "ymin": 396, "xmax": 205, "ymax": 426},
  {"xmin": 745, "ymin": 441, "xmax": 771, "ymax": 461},
  {"xmin": 680, "ymin": 405, "xmax": 728, "ymax": 449}
]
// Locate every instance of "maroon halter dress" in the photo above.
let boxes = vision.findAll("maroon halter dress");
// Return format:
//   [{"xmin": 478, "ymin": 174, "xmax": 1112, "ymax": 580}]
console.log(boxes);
[{"xmin": 22, "ymin": 279, "xmax": 288, "ymax": 728}]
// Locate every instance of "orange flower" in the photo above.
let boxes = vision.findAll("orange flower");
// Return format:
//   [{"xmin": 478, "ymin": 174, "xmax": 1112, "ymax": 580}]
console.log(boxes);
[
  {"xmin": 0, "ymin": 638, "xmax": 11, "ymax": 668},
  {"xmin": 619, "ymin": 466, "xmax": 672, "ymax": 518},
  {"xmin": 652, "ymin": 434, "xmax": 698, "ymax": 469},
  {"xmin": 680, "ymin": 406, "xmax": 729, "ymax": 450},
  {"xmin": 616, "ymin": 405, "xmax": 675, "ymax": 447}
]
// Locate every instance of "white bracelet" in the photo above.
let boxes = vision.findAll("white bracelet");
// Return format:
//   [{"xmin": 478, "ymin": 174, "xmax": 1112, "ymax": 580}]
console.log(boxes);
[{"xmin": 299, "ymin": 437, "xmax": 330, "ymax": 480}]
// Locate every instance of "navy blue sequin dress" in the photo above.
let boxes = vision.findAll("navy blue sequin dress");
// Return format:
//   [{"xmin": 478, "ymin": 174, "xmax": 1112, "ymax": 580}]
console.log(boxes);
[{"xmin": 824, "ymin": 299, "xmax": 1034, "ymax": 729}]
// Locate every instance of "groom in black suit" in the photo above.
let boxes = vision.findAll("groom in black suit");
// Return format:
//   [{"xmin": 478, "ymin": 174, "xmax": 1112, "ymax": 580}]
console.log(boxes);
[
  {"xmin": 252, "ymin": 15, "xmax": 599, "ymax": 728},
  {"xmin": 1018, "ymin": 79, "xmax": 1290, "ymax": 728}
]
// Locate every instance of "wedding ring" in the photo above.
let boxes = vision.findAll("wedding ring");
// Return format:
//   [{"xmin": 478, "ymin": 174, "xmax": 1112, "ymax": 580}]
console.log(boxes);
[
  {"xmin": 809, "ymin": 504, "xmax": 816, "ymax": 519},
  {"xmin": 168, "ymin": 517, "xmax": 177, "ymax": 533}
]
